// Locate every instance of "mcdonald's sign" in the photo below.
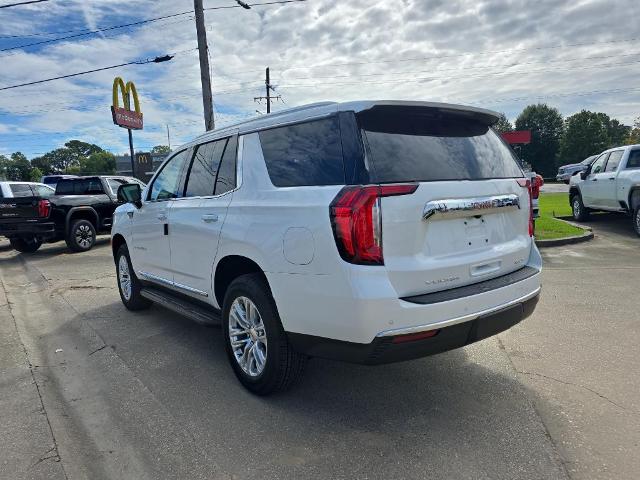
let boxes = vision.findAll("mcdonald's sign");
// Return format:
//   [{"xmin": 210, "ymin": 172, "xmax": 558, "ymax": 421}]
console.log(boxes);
[{"xmin": 111, "ymin": 77, "xmax": 143, "ymax": 130}]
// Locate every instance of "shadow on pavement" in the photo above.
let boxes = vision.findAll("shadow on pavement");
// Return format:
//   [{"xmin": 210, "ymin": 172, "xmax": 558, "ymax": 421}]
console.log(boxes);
[{"xmin": 65, "ymin": 299, "xmax": 565, "ymax": 479}]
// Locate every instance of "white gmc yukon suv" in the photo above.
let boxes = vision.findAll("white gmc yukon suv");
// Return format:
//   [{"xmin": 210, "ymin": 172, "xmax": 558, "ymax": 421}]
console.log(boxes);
[
  {"xmin": 111, "ymin": 101, "xmax": 542, "ymax": 395},
  {"xmin": 569, "ymin": 144, "xmax": 640, "ymax": 236}
]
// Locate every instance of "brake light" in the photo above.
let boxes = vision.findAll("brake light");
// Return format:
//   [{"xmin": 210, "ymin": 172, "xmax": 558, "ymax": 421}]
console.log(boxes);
[
  {"xmin": 37, "ymin": 199, "xmax": 51, "ymax": 218},
  {"xmin": 530, "ymin": 174, "xmax": 544, "ymax": 199},
  {"xmin": 517, "ymin": 178, "xmax": 533, "ymax": 236},
  {"xmin": 330, "ymin": 184, "xmax": 418, "ymax": 265}
]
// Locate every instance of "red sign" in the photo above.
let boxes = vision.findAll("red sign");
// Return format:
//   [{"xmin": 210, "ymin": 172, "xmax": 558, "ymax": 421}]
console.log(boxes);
[
  {"xmin": 111, "ymin": 106, "xmax": 143, "ymax": 130},
  {"xmin": 501, "ymin": 130, "xmax": 531, "ymax": 145}
]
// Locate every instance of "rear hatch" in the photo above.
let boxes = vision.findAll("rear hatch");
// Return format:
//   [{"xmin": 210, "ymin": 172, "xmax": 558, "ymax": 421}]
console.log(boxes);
[
  {"xmin": 358, "ymin": 105, "xmax": 532, "ymax": 298},
  {"xmin": 0, "ymin": 196, "xmax": 45, "ymax": 224}
]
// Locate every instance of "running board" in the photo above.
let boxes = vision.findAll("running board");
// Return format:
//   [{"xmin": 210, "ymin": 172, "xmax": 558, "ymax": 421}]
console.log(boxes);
[{"xmin": 140, "ymin": 287, "xmax": 221, "ymax": 326}]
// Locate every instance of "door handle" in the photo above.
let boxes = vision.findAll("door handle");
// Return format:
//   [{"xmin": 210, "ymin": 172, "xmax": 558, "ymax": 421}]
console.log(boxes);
[
  {"xmin": 201, "ymin": 214, "xmax": 218, "ymax": 223},
  {"xmin": 157, "ymin": 213, "xmax": 167, "ymax": 221},
  {"xmin": 591, "ymin": 178, "xmax": 597, "ymax": 181},
  {"xmin": 608, "ymin": 177, "xmax": 615, "ymax": 180}
]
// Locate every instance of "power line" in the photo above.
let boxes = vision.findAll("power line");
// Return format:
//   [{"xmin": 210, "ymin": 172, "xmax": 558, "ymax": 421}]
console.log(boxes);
[
  {"xmin": 0, "ymin": 0, "xmax": 49, "ymax": 9},
  {"xmin": 0, "ymin": 53, "xmax": 181, "ymax": 91},
  {"xmin": 0, "ymin": 0, "xmax": 307, "ymax": 52}
]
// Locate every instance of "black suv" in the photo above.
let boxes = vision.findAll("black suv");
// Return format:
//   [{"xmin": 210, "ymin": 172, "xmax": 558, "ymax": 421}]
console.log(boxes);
[{"xmin": 0, "ymin": 176, "xmax": 144, "ymax": 253}]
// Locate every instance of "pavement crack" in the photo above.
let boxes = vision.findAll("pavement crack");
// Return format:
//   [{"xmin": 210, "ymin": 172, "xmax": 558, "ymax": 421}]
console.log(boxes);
[
  {"xmin": 88, "ymin": 344, "xmax": 107, "ymax": 356},
  {"xmin": 30, "ymin": 446, "xmax": 60, "ymax": 469},
  {"xmin": 515, "ymin": 369, "xmax": 632, "ymax": 413}
]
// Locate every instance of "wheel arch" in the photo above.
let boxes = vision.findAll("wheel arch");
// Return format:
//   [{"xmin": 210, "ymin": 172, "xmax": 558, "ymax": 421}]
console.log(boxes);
[
  {"xmin": 111, "ymin": 233, "xmax": 126, "ymax": 261},
  {"xmin": 214, "ymin": 255, "xmax": 267, "ymax": 309},
  {"xmin": 628, "ymin": 186, "xmax": 640, "ymax": 211},
  {"xmin": 66, "ymin": 207, "xmax": 99, "ymax": 233}
]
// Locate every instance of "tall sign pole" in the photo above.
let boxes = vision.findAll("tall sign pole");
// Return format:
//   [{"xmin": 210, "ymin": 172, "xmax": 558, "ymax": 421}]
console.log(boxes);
[
  {"xmin": 194, "ymin": 0, "xmax": 214, "ymax": 131},
  {"xmin": 111, "ymin": 77, "xmax": 143, "ymax": 177}
]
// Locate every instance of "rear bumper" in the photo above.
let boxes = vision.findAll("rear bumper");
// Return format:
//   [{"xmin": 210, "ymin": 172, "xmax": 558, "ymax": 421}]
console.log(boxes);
[
  {"xmin": 288, "ymin": 293, "xmax": 539, "ymax": 364},
  {"xmin": 0, "ymin": 221, "xmax": 56, "ymax": 237},
  {"xmin": 268, "ymin": 243, "xmax": 542, "ymax": 345}
]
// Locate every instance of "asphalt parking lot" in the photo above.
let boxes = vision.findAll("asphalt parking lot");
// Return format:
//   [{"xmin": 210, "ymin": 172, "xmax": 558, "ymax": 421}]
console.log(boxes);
[{"xmin": 1, "ymin": 214, "xmax": 638, "ymax": 480}]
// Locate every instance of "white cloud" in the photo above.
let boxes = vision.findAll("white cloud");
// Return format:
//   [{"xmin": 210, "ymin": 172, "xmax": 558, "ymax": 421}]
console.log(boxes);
[{"xmin": 0, "ymin": 0, "xmax": 638, "ymax": 158}]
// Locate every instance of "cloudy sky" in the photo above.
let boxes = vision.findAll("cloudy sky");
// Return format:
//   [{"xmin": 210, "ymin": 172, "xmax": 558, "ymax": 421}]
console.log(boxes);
[{"xmin": 0, "ymin": 0, "xmax": 638, "ymax": 159}]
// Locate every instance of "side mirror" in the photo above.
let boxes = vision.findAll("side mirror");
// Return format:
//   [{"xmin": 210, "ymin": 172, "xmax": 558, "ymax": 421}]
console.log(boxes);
[{"xmin": 117, "ymin": 183, "xmax": 142, "ymax": 208}]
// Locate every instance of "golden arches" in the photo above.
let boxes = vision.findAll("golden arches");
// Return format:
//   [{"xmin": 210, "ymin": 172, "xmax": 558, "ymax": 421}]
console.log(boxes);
[{"xmin": 112, "ymin": 77, "xmax": 141, "ymax": 114}]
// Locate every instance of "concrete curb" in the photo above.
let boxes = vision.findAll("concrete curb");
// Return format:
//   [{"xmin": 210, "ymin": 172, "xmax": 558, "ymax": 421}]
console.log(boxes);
[{"xmin": 535, "ymin": 217, "xmax": 594, "ymax": 248}]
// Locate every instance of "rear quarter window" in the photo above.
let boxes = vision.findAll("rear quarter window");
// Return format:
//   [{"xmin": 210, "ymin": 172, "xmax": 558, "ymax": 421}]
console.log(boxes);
[
  {"xmin": 258, "ymin": 116, "xmax": 345, "ymax": 187},
  {"xmin": 626, "ymin": 150, "xmax": 640, "ymax": 169},
  {"xmin": 358, "ymin": 108, "xmax": 523, "ymax": 183}
]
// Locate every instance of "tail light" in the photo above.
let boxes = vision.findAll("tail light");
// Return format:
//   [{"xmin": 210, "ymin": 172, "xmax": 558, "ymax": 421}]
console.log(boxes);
[
  {"xmin": 37, "ymin": 199, "xmax": 51, "ymax": 218},
  {"xmin": 517, "ymin": 178, "xmax": 533, "ymax": 237},
  {"xmin": 530, "ymin": 174, "xmax": 544, "ymax": 199},
  {"xmin": 330, "ymin": 184, "xmax": 418, "ymax": 265}
]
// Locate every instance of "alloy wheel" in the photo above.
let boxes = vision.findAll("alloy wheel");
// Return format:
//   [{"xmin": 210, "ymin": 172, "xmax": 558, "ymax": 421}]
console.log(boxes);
[
  {"xmin": 118, "ymin": 255, "xmax": 132, "ymax": 301},
  {"xmin": 228, "ymin": 296, "xmax": 268, "ymax": 377},
  {"xmin": 573, "ymin": 198, "xmax": 581, "ymax": 218},
  {"xmin": 75, "ymin": 224, "xmax": 93, "ymax": 248}
]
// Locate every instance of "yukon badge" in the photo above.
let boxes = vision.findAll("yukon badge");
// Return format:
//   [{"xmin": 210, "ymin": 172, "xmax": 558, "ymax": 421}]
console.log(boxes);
[{"xmin": 425, "ymin": 276, "xmax": 460, "ymax": 286}]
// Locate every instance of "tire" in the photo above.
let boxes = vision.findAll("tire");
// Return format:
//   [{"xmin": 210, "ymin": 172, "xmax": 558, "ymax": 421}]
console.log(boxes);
[
  {"xmin": 633, "ymin": 206, "xmax": 640, "ymax": 237},
  {"xmin": 571, "ymin": 194, "xmax": 589, "ymax": 222},
  {"xmin": 564, "ymin": 180, "xmax": 570, "ymax": 185},
  {"xmin": 115, "ymin": 245, "xmax": 151, "ymax": 310},
  {"xmin": 9, "ymin": 236, "xmax": 42, "ymax": 253},
  {"xmin": 222, "ymin": 273, "xmax": 306, "ymax": 395},
  {"xmin": 66, "ymin": 219, "xmax": 96, "ymax": 252}
]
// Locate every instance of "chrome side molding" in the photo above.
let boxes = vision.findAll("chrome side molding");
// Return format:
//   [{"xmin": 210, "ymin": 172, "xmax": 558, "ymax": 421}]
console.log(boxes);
[
  {"xmin": 422, "ymin": 194, "xmax": 520, "ymax": 221},
  {"xmin": 139, "ymin": 271, "xmax": 209, "ymax": 297}
]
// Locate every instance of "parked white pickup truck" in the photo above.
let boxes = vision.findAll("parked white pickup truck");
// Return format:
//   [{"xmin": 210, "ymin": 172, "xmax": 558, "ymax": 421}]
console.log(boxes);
[{"xmin": 569, "ymin": 144, "xmax": 640, "ymax": 236}]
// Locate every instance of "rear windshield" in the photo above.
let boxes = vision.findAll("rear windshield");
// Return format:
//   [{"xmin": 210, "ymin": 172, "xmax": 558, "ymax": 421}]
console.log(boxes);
[
  {"xmin": 55, "ymin": 178, "xmax": 105, "ymax": 195},
  {"xmin": 358, "ymin": 108, "xmax": 523, "ymax": 183}
]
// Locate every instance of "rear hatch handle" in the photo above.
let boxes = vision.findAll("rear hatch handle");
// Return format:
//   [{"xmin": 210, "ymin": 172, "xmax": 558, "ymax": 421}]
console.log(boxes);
[{"xmin": 422, "ymin": 194, "xmax": 520, "ymax": 221}]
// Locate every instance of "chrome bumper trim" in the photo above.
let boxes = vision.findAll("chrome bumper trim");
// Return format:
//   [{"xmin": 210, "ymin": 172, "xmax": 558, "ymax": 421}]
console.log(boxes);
[{"xmin": 376, "ymin": 286, "xmax": 541, "ymax": 338}]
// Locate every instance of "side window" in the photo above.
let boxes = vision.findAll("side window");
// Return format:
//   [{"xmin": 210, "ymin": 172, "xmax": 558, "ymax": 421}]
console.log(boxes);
[
  {"xmin": 185, "ymin": 139, "xmax": 227, "ymax": 197},
  {"xmin": 35, "ymin": 185, "xmax": 53, "ymax": 197},
  {"xmin": 9, "ymin": 184, "xmax": 34, "ymax": 197},
  {"xmin": 604, "ymin": 151, "xmax": 624, "ymax": 173},
  {"xmin": 85, "ymin": 178, "xmax": 104, "ymax": 194},
  {"xmin": 591, "ymin": 154, "xmax": 608, "ymax": 174},
  {"xmin": 149, "ymin": 150, "xmax": 189, "ymax": 201},
  {"xmin": 215, "ymin": 135, "xmax": 238, "ymax": 195},
  {"xmin": 258, "ymin": 116, "xmax": 345, "ymax": 187},
  {"xmin": 626, "ymin": 150, "xmax": 640, "ymax": 169}
]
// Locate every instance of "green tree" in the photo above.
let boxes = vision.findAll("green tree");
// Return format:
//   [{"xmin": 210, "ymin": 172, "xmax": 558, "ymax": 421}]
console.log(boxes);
[
  {"xmin": 493, "ymin": 113, "xmax": 513, "ymax": 133},
  {"xmin": 515, "ymin": 104, "xmax": 564, "ymax": 177},
  {"xmin": 607, "ymin": 118, "xmax": 631, "ymax": 146},
  {"xmin": 151, "ymin": 145, "xmax": 171, "ymax": 155},
  {"xmin": 31, "ymin": 155, "xmax": 53, "ymax": 175},
  {"xmin": 3, "ymin": 152, "xmax": 32, "ymax": 180},
  {"xmin": 29, "ymin": 167, "xmax": 43, "ymax": 182},
  {"xmin": 79, "ymin": 151, "xmax": 116, "ymax": 174},
  {"xmin": 0, "ymin": 154, "xmax": 9, "ymax": 180},
  {"xmin": 559, "ymin": 111, "xmax": 632, "ymax": 165},
  {"xmin": 559, "ymin": 111, "xmax": 611, "ymax": 165},
  {"xmin": 624, "ymin": 116, "xmax": 640, "ymax": 145}
]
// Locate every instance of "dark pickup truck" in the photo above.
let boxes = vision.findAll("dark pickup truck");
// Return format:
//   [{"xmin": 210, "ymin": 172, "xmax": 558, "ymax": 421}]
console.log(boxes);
[{"xmin": 0, "ymin": 176, "xmax": 144, "ymax": 253}]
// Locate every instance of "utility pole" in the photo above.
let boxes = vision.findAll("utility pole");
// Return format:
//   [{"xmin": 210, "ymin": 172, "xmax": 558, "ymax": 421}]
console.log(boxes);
[
  {"xmin": 194, "ymin": 0, "xmax": 214, "ymax": 131},
  {"xmin": 254, "ymin": 67, "xmax": 281, "ymax": 114},
  {"xmin": 166, "ymin": 124, "xmax": 171, "ymax": 150}
]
